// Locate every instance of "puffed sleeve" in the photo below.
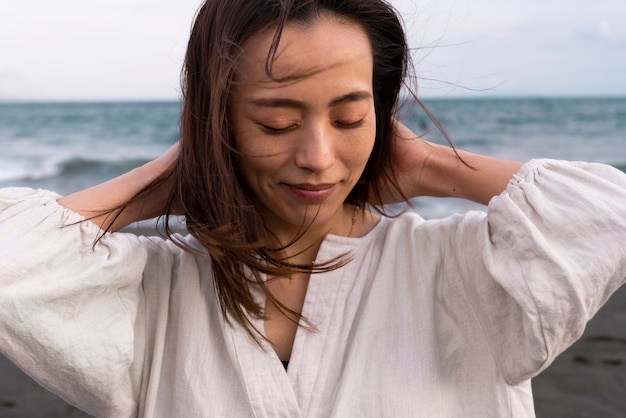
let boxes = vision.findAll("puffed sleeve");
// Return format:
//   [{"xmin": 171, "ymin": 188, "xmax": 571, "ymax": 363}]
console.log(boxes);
[
  {"xmin": 454, "ymin": 160, "xmax": 626, "ymax": 384},
  {"xmin": 0, "ymin": 188, "xmax": 147, "ymax": 417}
]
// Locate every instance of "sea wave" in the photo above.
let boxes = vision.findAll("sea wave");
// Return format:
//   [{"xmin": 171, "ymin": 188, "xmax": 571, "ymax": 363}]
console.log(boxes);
[
  {"xmin": 2, "ymin": 156, "xmax": 624, "ymax": 187},
  {"xmin": 0, "ymin": 157, "xmax": 150, "ymax": 183},
  {"xmin": 57, "ymin": 157, "xmax": 150, "ymax": 177}
]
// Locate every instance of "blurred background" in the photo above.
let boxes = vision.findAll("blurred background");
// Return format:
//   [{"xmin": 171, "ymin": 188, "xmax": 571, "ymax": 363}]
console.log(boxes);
[
  {"xmin": 2, "ymin": 0, "xmax": 625, "ymax": 101},
  {"xmin": 1, "ymin": 0, "xmax": 625, "ymax": 417}
]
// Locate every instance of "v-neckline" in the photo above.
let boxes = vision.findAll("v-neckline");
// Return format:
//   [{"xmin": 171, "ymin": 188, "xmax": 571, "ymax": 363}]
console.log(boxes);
[
  {"xmin": 224, "ymin": 225, "xmax": 382, "ymax": 416},
  {"xmin": 285, "ymin": 237, "xmax": 360, "ymax": 415}
]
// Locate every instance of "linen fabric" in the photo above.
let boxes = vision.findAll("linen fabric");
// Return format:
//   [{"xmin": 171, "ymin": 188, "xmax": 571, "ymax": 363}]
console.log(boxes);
[{"xmin": 1, "ymin": 159, "xmax": 625, "ymax": 417}]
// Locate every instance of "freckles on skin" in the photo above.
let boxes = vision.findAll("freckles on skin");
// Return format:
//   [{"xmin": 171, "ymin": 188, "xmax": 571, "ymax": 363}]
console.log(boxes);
[
  {"xmin": 232, "ymin": 18, "xmax": 375, "ymax": 158},
  {"xmin": 229, "ymin": 16, "xmax": 376, "ymax": 235}
]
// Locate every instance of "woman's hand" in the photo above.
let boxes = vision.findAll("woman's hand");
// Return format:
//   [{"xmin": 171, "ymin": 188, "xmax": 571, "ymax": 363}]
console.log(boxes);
[
  {"xmin": 371, "ymin": 122, "xmax": 523, "ymax": 206},
  {"xmin": 58, "ymin": 142, "xmax": 180, "ymax": 232},
  {"xmin": 369, "ymin": 122, "xmax": 438, "ymax": 204}
]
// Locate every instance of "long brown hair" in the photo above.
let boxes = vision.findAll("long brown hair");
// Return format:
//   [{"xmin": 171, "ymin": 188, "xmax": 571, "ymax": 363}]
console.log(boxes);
[{"xmin": 115, "ymin": 0, "xmax": 410, "ymax": 339}]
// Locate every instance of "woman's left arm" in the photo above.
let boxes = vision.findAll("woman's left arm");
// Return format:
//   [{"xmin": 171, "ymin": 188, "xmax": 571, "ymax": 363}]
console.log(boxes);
[
  {"xmin": 374, "ymin": 122, "xmax": 523, "ymax": 204},
  {"xmin": 384, "ymin": 122, "xmax": 626, "ymax": 384}
]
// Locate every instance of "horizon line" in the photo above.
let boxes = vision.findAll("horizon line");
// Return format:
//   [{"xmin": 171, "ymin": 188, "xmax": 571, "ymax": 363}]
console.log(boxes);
[{"xmin": 2, "ymin": 93, "xmax": 626, "ymax": 105}]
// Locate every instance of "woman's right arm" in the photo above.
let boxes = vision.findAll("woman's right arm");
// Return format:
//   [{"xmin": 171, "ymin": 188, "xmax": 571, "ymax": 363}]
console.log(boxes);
[
  {"xmin": 0, "ymin": 189, "xmax": 151, "ymax": 416},
  {"xmin": 58, "ymin": 142, "xmax": 179, "ymax": 231}
]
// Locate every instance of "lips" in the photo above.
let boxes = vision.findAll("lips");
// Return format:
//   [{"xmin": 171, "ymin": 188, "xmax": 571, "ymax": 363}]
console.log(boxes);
[{"xmin": 286, "ymin": 183, "xmax": 336, "ymax": 201}]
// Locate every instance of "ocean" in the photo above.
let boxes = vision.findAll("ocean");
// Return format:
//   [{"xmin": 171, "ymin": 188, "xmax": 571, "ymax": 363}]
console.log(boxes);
[{"xmin": 1, "ymin": 97, "xmax": 625, "ymax": 219}]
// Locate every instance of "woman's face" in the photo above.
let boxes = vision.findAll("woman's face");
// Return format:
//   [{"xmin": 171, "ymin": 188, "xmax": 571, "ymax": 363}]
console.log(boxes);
[{"xmin": 231, "ymin": 15, "xmax": 376, "ymax": 237}]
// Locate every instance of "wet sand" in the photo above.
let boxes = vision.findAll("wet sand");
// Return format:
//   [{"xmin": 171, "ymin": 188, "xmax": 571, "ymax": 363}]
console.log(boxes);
[
  {"xmin": 2, "ymin": 274, "xmax": 626, "ymax": 417},
  {"xmin": 0, "ymin": 357, "xmax": 90, "ymax": 417},
  {"xmin": 532, "ymin": 283, "xmax": 626, "ymax": 417}
]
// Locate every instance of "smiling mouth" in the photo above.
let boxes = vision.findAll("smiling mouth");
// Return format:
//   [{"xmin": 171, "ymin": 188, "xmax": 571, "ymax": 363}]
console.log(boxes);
[{"xmin": 286, "ymin": 183, "xmax": 336, "ymax": 201}]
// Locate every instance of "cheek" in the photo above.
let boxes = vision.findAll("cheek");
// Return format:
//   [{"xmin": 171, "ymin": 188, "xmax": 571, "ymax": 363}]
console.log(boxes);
[
  {"xmin": 233, "ymin": 131, "xmax": 265, "ymax": 189},
  {"xmin": 236, "ymin": 157, "xmax": 270, "ymax": 204},
  {"xmin": 347, "ymin": 128, "xmax": 376, "ymax": 169},
  {"xmin": 234, "ymin": 127, "xmax": 271, "ymax": 174},
  {"xmin": 236, "ymin": 145, "xmax": 285, "ymax": 188}
]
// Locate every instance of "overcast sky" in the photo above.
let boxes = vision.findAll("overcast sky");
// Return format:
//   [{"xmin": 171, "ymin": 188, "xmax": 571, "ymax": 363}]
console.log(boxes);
[{"xmin": 1, "ymin": 0, "xmax": 625, "ymax": 101}]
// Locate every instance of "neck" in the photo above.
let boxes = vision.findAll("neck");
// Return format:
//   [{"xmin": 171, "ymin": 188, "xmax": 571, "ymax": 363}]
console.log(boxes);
[{"xmin": 262, "ymin": 203, "xmax": 360, "ymax": 264}]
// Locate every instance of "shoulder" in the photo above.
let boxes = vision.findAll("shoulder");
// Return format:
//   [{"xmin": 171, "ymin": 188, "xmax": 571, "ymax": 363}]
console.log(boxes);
[
  {"xmin": 138, "ymin": 232, "xmax": 212, "ymax": 298},
  {"xmin": 373, "ymin": 209, "xmax": 486, "ymax": 241},
  {"xmin": 343, "ymin": 209, "xmax": 487, "ymax": 272}
]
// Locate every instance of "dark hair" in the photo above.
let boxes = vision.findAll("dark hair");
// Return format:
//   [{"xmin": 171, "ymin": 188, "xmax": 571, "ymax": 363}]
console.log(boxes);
[{"xmin": 119, "ymin": 0, "xmax": 410, "ymax": 339}]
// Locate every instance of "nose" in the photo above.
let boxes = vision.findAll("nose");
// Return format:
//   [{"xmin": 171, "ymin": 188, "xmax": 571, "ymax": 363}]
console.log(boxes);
[{"xmin": 294, "ymin": 123, "xmax": 335, "ymax": 172}]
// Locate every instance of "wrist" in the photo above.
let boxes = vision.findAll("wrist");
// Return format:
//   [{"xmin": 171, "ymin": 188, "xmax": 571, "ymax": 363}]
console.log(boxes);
[{"xmin": 413, "ymin": 142, "xmax": 465, "ymax": 198}]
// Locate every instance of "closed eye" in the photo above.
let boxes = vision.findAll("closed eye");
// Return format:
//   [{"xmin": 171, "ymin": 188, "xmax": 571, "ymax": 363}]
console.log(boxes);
[
  {"xmin": 335, "ymin": 119, "xmax": 364, "ymax": 129},
  {"xmin": 259, "ymin": 123, "xmax": 298, "ymax": 135}
]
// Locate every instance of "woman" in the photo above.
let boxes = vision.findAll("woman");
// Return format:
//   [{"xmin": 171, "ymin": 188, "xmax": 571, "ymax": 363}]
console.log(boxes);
[{"xmin": 1, "ymin": 0, "xmax": 625, "ymax": 416}]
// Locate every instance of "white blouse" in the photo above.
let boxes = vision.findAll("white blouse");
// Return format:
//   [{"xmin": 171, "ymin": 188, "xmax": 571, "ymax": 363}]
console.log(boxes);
[{"xmin": 1, "ymin": 159, "xmax": 625, "ymax": 417}]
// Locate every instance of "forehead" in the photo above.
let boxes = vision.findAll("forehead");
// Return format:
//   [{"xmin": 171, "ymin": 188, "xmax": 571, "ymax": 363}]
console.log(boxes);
[{"xmin": 236, "ymin": 15, "xmax": 373, "ymax": 84}]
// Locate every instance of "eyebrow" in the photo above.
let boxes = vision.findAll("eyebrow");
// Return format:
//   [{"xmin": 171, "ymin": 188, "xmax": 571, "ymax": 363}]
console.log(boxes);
[{"xmin": 248, "ymin": 90, "xmax": 373, "ymax": 109}]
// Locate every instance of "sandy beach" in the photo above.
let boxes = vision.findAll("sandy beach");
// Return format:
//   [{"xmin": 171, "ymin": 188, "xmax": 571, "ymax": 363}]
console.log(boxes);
[
  {"xmin": 532, "ymin": 283, "xmax": 626, "ymax": 417},
  {"xmin": 2, "ymin": 269, "xmax": 626, "ymax": 417}
]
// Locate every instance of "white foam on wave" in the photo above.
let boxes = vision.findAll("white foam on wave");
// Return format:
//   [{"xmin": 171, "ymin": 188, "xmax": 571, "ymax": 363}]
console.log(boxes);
[{"xmin": 0, "ymin": 156, "xmax": 61, "ymax": 183}]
